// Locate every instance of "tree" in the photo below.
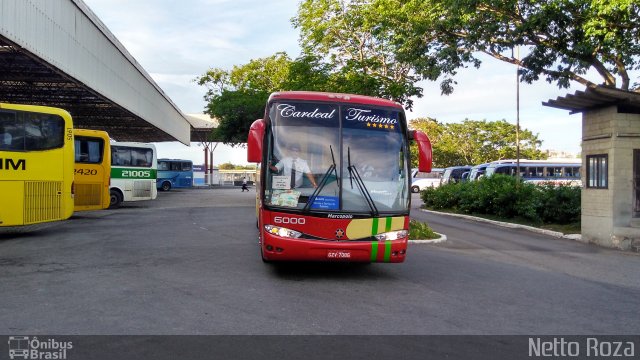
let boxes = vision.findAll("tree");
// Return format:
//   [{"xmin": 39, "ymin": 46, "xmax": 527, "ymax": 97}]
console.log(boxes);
[
  {"xmin": 375, "ymin": 0, "xmax": 640, "ymax": 93},
  {"xmin": 293, "ymin": 0, "xmax": 639, "ymax": 93},
  {"xmin": 410, "ymin": 118, "xmax": 546, "ymax": 167},
  {"xmin": 205, "ymin": 89, "xmax": 269, "ymax": 146},
  {"xmin": 218, "ymin": 162, "xmax": 236, "ymax": 170},
  {"xmin": 196, "ymin": 53, "xmax": 294, "ymax": 145},
  {"xmin": 218, "ymin": 162, "xmax": 256, "ymax": 170},
  {"xmin": 197, "ymin": 49, "xmax": 424, "ymax": 144},
  {"xmin": 293, "ymin": 0, "xmax": 424, "ymax": 108}
]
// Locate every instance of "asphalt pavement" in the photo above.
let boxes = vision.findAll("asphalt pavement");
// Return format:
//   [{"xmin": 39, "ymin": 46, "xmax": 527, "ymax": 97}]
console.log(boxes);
[{"xmin": 0, "ymin": 187, "xmax": 638, "ymax": 336}]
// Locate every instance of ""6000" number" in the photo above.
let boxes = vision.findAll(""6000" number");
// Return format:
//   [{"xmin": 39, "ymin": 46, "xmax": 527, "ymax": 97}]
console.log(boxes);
[{"xmin": 274, "ymin": 216, "xmax": 306, "ymax": 225}]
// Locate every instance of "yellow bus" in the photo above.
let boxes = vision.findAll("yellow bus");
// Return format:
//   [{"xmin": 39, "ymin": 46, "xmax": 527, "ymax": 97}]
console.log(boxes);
[
  {"xmin": 74, "ymin": 129, "xmax": 111, "ymax": 211},
  {"xmin": 0, "ymin": 103, "xmax": 74, "ymax": 227}
]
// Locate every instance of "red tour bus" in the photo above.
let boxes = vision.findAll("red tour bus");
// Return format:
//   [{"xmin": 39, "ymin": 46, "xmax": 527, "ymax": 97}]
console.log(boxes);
[{"xmin": 247, "ymin": 91, "xmax": 432, "ymax": 262}]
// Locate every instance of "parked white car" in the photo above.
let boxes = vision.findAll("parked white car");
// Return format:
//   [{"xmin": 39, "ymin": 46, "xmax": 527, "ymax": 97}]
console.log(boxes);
[{"xmin": 411, "ymin": 168, "xmax": 444, "ymax": 193}]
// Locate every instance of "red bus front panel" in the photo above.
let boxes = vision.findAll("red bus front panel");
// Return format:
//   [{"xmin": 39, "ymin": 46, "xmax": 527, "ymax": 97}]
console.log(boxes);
[{"xmin": 260, "ymin": 209, "xmax": 409, "ymax": 262}]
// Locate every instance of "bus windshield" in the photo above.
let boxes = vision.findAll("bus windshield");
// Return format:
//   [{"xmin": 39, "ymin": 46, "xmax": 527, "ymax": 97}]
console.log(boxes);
[
  {"xmin": 264, "ymin": 101, "xmax": 409, "ymax": 214},
  {"xmin": 1, "ymin": 110, "xmax": 65, "ymax": 151}
]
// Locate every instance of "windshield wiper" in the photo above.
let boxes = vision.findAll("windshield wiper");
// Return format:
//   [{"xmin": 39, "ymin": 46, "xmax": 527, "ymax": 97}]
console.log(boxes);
[
  {"xmin": 304, "ymin": 145, "xmax": 339, "ymax": 213},
  {"xmin": 347, "ymin": 147, "xmax": 379, "ymax": 217}
]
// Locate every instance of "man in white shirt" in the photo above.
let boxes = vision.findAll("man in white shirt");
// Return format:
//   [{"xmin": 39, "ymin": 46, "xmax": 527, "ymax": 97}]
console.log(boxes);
[{"xmin": 269, "ymin": 144, "xmax": 318, "ymax": 188}]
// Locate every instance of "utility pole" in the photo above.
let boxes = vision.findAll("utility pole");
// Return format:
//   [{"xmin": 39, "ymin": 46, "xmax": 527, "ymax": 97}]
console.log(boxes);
[{"xmin": 515, "ymin": 46, "xmax": 521, "ymax": 182}]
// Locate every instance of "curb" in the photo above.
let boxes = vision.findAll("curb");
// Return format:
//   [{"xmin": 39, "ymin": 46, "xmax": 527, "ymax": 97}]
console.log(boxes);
[
  {"xmin": 409, "ymin": 232, "xmax": 447, "ymax": 244},
  {"xmin": 419, "ymin": 209, "xmax": 582, "ymax": 241}
]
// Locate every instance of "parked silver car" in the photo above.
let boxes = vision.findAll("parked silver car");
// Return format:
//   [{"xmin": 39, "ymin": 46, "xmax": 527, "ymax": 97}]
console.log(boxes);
[{"xmin": 411, "ymin": 168, "xmax": 444, "ymax": 193}]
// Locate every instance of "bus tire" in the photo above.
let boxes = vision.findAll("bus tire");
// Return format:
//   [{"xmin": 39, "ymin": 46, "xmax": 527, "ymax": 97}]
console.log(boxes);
[
  {"xmin": 109, "ymin": 189, "xmax": 123, "ymax": 208},
  {"xmin": 261, "ymin": 248, "xmax": 271, "ymax": 263},
  {"xmin": 161, "ymin": 181, "xmax": 171, "ymax": 191},
  {"xmin": 411, "ymin": 185, "xmax": 420, "ymax": 193},
  {"xmin": 259, "ymin": 239, "xmax": 271, "ymax": 263}
]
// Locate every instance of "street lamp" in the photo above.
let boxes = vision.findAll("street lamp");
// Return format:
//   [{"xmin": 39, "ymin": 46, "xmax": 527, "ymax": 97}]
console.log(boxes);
[{"xmin": 514, "ymin": 46, "xmax": 521, "ymax": 181}]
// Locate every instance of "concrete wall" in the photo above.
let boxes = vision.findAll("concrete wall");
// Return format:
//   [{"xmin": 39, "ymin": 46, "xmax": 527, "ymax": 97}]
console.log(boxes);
[{"xmin": 581, "ymin": 106, "xmax": 640, "ymax": 250}]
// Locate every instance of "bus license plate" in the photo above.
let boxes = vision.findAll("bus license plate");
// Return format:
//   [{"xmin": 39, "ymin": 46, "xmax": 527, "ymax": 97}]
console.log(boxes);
[{"xmin": 327, "ymin": 250, "xmax": 351, "ymax": 259}]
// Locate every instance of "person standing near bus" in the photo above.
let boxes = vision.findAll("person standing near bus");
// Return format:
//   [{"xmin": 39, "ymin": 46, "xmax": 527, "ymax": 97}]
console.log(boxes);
[
  {"xmin": 269, "ymin": 144, "xmax": 318, "ymax": 188},
  {"xmin": 241, "ymin": 177, "xmax": 249, "ymax": 191}
]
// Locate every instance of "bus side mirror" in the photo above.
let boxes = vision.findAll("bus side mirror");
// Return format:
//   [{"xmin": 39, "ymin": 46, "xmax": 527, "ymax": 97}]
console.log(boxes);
[
  {"xmin": 410, "ymin": 130, "xmax": 432, "ymax": 173},
  {"xmin": 247, "ymin": 119, "xmax": 265, "ymax": 163}
]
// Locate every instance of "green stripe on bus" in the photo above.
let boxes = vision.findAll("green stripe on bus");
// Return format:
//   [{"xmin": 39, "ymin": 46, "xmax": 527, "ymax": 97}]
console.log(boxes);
[
  {"xmin": 111, "ymin": 168, "xmax": 157, "ymax": 180},
  {"xmin": 371, "ymin": 218, "xmax": 394, "ymax": 262},
  {"xmin": 370, "ymin": 242, "xmax": 378, "ymax": 262},
  {"xmin": 384, "ymin": 241, "xmax": 392, "ymax": 262}
]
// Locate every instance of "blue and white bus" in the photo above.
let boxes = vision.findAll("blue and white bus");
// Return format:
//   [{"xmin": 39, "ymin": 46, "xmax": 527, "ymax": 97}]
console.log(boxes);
[
  {"xmin": 156, "ymin": 159, "xmax": 193, "ymax": 191},
  {"xmin": 485, "ymin": 161, "xmax": 582, "ymax": 186}
]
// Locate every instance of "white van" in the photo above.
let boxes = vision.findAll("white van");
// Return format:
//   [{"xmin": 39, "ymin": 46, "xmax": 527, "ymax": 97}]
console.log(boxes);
[{"xmin": 411, "ymin": 168, "xmax": 444, "ymax": 193}]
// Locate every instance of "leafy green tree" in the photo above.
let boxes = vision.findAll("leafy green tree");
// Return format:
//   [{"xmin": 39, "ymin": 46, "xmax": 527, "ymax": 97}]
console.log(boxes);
[
  {"xmin": 218, "ymin": 162, "xmax": 235, "ymax": 170},
  {"xmin": 374, "ymin": 0, "xmax": 640, "ymax": 92},
  {"xmin": 205, "ymin": 89, "xmax": 269, "ymax": 146},
  {"xmin": 228, "ymin": 52, "xmax": 292, "ymax": 92},
  {"xmin": 293, "ymin": 0, "xmax": 424, "ymax": 108},
  {"xmin": 196, "ymin": 53, "xmax": 295, "ymax": 145},
  {"xmin": 282, "ymin": 54, "xmax": 334, "ymax": 91},
  {"xmin": 410, "ymin": 118, "xmax": 546, "ymax": 168},
  {"xmin": 197, "ymin": 49, "xmax": 424, "ymax": 144}
]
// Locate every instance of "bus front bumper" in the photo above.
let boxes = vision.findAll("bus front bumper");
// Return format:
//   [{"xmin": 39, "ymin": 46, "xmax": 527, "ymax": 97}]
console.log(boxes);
[{"xmin": 261, "ymin": 233, "xmax": 408, "ymax": 263}]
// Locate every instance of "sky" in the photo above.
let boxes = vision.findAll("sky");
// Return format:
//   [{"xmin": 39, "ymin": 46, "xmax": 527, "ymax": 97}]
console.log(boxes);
[{"xmin": 82, "ymin": 0, "xmax": 594, "ymax": 166}]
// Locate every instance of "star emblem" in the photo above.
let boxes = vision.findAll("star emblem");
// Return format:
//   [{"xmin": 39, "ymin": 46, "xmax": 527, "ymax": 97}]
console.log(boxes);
[{"xmin": 335, "ymin": 228, "xmax": 345, "ymax": 239}]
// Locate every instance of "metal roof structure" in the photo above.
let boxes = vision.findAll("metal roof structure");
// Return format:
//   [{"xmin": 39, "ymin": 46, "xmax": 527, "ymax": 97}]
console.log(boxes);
[
  {"xmin": 0, "ymin": 0, "xmax": 192, "ymax": 144},
  {"xmin": 543, "ymin": 86, "xmax": 640, "ymax": 114},
  {"xmin": 186, "ymin": 114, "xmax": 218, "ymax": 143}
]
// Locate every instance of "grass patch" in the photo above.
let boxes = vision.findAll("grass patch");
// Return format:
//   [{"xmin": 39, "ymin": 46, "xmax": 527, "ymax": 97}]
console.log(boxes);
[
  {"xmin": 409, "ymin": 219, "xmax": 439, "ymax": 240},
  {"xmin": 539, "ymin": 223, "xmax": 581, "ymax": 234}
]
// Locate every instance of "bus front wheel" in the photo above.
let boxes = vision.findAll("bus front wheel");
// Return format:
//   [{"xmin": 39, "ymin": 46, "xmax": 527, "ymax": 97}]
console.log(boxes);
[
  {"xmin": 259, "ymin": 239, "xmax": 271, "ymax": 263},
  {"xmin": 161, "ymin": 181, "xmax": 172, "ymax": 191},
  {"xmin": 109, "ymin": 190, "xmax": 123, "ymax": 208}
]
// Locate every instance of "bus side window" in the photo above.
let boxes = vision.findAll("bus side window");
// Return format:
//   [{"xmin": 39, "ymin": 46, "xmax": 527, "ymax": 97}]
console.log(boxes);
[
  {"xmin": 545, "ymin": 167, "xmax": 553, "ymax": 177},
  {"xmin": 520, "ymin": 167, "xmax": 527, "ymax": 178},
  {"xmin": 88, "ymin": 141, "xmax": 101, "ymax": 163},
  {"xmin": 528, "ymin": 167, "xmax": 535, "ymax": 177},
  {"xmin": 533, "ymin": 167, "xmax": 542, "ymax": 177},
  {"xmin": 1, "ymin": 132, "xmax": 11, "ymax": 148},
  {"xmin": 113, "ymin": 150, "xmax": 130, "ymax": 166},
  {"xmin": 565, "ymin": 166, "xmax": 580, "ymax": 178}
]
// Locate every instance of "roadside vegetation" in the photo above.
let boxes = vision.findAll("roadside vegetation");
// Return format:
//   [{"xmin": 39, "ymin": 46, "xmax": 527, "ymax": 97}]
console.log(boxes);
[
  {"xmin": 196, "ymin": 0, "xmax": 639, "ymax": 148},
  {"xmin": 409, "ymin": 219, "xmax": 439, "ymax": 240},
  {"xmin": 420, "ymin": 175, "xmax": 581, "ymax": 233}
]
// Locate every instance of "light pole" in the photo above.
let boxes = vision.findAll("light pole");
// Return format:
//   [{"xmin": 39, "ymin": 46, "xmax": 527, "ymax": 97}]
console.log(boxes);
[{"xmin": 515, "ymin": 46, "xmax": 521, "ymax": 181}]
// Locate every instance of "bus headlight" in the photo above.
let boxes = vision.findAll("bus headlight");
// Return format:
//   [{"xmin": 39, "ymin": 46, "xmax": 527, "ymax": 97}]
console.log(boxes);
[
  {"xmin": 265, "ymin": 225, "xmax": 302, "ymax": 239},
  {"xmin": 374, "ymin": 230, "xmax": 408, "ymax": 241}
]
